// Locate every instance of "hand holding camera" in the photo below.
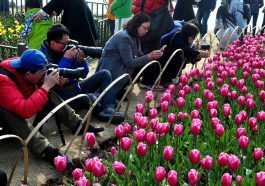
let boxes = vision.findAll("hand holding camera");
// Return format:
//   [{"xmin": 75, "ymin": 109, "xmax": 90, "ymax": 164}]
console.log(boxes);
[
  {"xmin": 42, "ymin": 69, "xmax": 60, "ymax": 92},
  {"xmin": 64, "ymin": 46, "xmax": 78, "ymax": 59}
]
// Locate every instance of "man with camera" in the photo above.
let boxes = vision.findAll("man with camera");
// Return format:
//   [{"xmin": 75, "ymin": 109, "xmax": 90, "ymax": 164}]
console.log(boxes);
[
  {"xmin": 0, "ymin": 49, "xmax": 93, "ymax": 165},
  {"xmin": 40, "ymin": 24, "xmax": 125, "ymax": 124}
]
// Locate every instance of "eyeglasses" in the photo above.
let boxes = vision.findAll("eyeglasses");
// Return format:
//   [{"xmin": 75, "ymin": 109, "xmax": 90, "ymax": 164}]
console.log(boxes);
[
  {"xmin": 140, "ymin": 25, "xmax": 150, "ymax": 31},
  {"xmin": 55, "ymin": 40, "xmax": 69, "ymax": 46}
]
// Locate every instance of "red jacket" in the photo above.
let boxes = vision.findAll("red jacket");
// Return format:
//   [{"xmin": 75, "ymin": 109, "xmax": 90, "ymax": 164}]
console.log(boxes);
[
  {"xmin": 132, "ymin": 0, "xmax": 166, "ymax": 14},
  {"xmin": 0, "ymin": 59, "xmax": 49, "ymax": 119}
]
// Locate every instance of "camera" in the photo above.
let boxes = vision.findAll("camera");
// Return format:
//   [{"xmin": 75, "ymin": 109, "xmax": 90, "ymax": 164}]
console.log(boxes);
[
  {"xmin": 64, "ymin": 39, "xmax": 103, "ymax": 58},
  {"xmin": 47, "ymin": 64, "xmax": 86, "ymax": 79},
  {"xmin": 200, "ymin": 43, "xmax": 210, "ymax": 50}
]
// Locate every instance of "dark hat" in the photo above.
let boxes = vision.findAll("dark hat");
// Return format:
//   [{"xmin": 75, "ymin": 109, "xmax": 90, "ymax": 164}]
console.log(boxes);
[{"xmin": 10, "ymin": 49, "xmax": 48, "ymax": 71}]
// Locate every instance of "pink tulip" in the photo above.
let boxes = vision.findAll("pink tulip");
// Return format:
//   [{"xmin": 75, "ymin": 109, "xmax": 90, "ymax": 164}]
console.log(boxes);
[
  {"xmin": 207, "ymin": 92, "xmax": 215, "ymax": 101},
  {"xmin": 112, "ymin": 161, "xmax": 126, "ymax": 175},
  {"xmin": 110, "ymin": 146, "xmax": 117, "ymax": 156},
  {"xmin": 238, "ymin": 135, "xmax": 249, "ymax": 149},
  {"xmin": 188, "ymin": 169, "xmax": 199, "ymax": 186},
  {"xmin": 150, "ymin": 118, "xmax": 158, "ymax": 130},
  {"xmin": 255, "ymin": 80, "xmax": 264, "ymax": 89},
  {"xmin": 193, "ymin": 84, "xmax": 200, "ymax": 92},
  {"xmin": 190, "ymin": 122, "xmax": 201, "ymax": 136},
  {"xmin": 194, "ymin": 98, "xmax": 202, "ymax": 109},
  {"xmin": 75, "ymin": 176, "xmax": 90, "ymax": 186},
  {"xmin": 191, "ymin": 110, "xmax": 200, "ymax": 119},
  {"xmin": 228, "ymin": 155, "xmax": 240, "ymax": 172},
  {"xmin": 72, "ymin": 168, "xmax": 83, "ymax": 181},
  {"xmin": 234, "ymin": 114, "xmax": 243, "ymax": 125},
  {"xmin": 211, "ymin": 117, "xmax": 220, "ymax": 129},
  {"xmin": 248, "ymin": 117, "xmax": 257, "ymax": 128},
  {"xmin": 237, "ymin": 79, "xmax": 245, "ymax": 88},
  {"xmin": 115, "ymin": 125, "xmax": 125, "ymax": 138},
  {"xmin": 236, "ymin": 128, "xmax": 246, "ymax": 139},
  {"xmin": 236, "ymin": 175, "xmax": 242, "ymax": 185},
  {"xmin": 149, "ymin": 108, "xmax": 158, "ymax": 119},
  {"xmin": 123, "ymin": 123, "xmax": 132, "ymax": 134},
  {"xmin": 136, "ymin": 142, "xmax": 147, "ymax": 157},
  {"xmin": 256, "ymin": 171, "xmax": 265, "ymax": 186},
  {"xmin": 133, "ymin": 112, "xmax": 142, "ymax": 123},
  {"xmin": 253, "ymin": 148, "xmax": 264, "ymax": 161},
  {"xmin": 237, "ymin": 96, "xmax": 246, "ymax": 106},
  {"xmin": 209, "ymin": 109, "xmax": 217, "ymax": 118},
  {"xmin": 146, "ymin": 132, "xmax": 156, "ymax": 145},
  {"xmin": 180, "ymin": 75, "xmax": 188, "ymax": 84},
  {"xmin": 176, "ymin": 97, "xmax": 185, "ymax": 108},
  {"xmin": 135, "ymin": 103, "xmax": 145, "ymax": 113},
  {"xmin": 218, "ymin": 152, "xmax": 228, "ymax": 167},
  {"xmin": 246, "ymin": 99, "xmax": 256, "ymax": 109},
  {"xmin": 154, "ymin": 166, "xmax": 166, "ymax": 182},
  {"xmin": 174, "ymin": 124, "xmax": 183, "ymax": 136},
  {"xmin": 164, "ymin": 146, "xmax": 174, "ymax": 161},
  {"xmin": 230, "ymin": 77, "xmax": 237, "ymax": 86},
  {"xmin": 221, "ymin": 173, "xmax": 232, "ymax": 186},
  {"xmin": 183, "ymin": 85, "xmax": 191, "ymax": 94},
  {"xmin": 215, "ymin": 124, "xmax": 224, "ymax": 137},
  {"xmin": 120, "ymin": 137, "xmax": 132, "ymax": 151},
  {"xmin": 168, "ymin": 84, "xmax": 176, "ymax": 94},
  {"xmin": 259, "ymin": 90, "xmax": 265, "ymax": 101},
  {"xmin": 230, "ymin": 91, "xmax": 237, "ymax": 100},
  {"xmin": 133, "ymin": 129, "xmax": 146, "ymax": 142},
  {"xmin": 168, "ymin": 113, "xmax": 176, "ymax": 123},
  {"xmin": 93, "ymin": 183, "xmax": 101, "ymax": 186},
  {"xmin": 222, "ymin": 104, "xmax": 231, "ymax": 117},
  {"xmin": 137, "ymin": 116, "xmax": 148, "ymax": 128},
  {"xmin": 167, "ymin": 170, "xmax": 178, "ymax": 186},
  {"xmin": 92, "ymin": 161, "xmax": 106, "ymax": 177},
  {"xmin": 161, "ymin": 101, "xmax": 169, "ymax": 112},
  {"xmin": 220, "ymin": 85, "xmax": 229, "ymax": 97},
  {"xmin": 239, "ymin": 110, "xmax": 247, "ymax": 121},
  {"xmin": 145, "ymin": 91, "xmax": 154, "ymax": 103},
  {"xmin": 189, "ymin": 149, "xmax": 200, "ymax": 165},
  {"xmin": 257, "ymin": 111, "xmax": 265, "ymax": 121},
  {"xmin": 54, "ymin": 155, "xmax": 67, "ymax": 172},
  {"xmin": 206, "ymin": 81, "xmax": 215, "ymax": 90},
  {"xmin": 200, "ymin": 156, "xmax": 213, "ymax": 170}
]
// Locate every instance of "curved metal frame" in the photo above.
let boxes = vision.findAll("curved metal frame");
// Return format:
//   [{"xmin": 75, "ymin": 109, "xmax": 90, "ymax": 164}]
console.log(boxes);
[
  {"xmin": 0, "ymin": 135, "xmax": 28, "ymax": 185},
  {"xmin": 224, "ymin": 26, "xmax": 240, "ymax": 50},
  {"xmin": 218, "ymin": 27, "xmax": 233, "ymax": 50},
  {"xmin": 257, "ymin": 25, "xmax": 265, "ymax": 34},
  {"xmin": 64, "ymin": 74, "xmax": 131, "ymax": 154}
]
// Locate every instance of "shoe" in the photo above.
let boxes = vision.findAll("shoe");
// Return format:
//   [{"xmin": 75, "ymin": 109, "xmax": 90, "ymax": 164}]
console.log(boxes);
[
  {"xmin": 72, "ymin": 121, "xmax": 104, "ymax": 134},
  {"xmin": 139, "ymin": 83, "xmax": 164, "ymax": 92},
  {"xmin": 97, "ymin": 107, "xmax": 125, "ymax": 124},
  {"xmin": 41, "ymin": 145, "xmax": 62, "ymax": 165}
]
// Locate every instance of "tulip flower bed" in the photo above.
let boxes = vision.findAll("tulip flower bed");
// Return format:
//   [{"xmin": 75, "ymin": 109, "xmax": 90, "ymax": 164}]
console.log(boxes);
[{"xmin": 55, "ymin": 34, "xmax": 265, "ymax": 186}]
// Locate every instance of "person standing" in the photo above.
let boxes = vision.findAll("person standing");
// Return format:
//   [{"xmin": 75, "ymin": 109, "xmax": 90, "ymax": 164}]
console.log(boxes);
[
  {"xmin": 196, "ymin": 0, "xmax": 217, "ymax": 37},
  {"xmin": 173, "ymin": 0, "xmax": 197, "ymax": 22},
  {"xmin": 245, "ymin": 0, "xmax": 264, "ymax": 35},
  {"xmin": 110, "ymin": 0, "xmax": 133, "ymax": 33},
  {"xmin": 0, "ymin": 0, "xmax": 9, "ymax": 13},
  {"xmin": 227, "ymin": 0, "xmax": 247, "ymax": 30},
  {"xmin": 33, "ymin": 0, "xmax": 98, "ymax": 46},
  {"xmin": 106, "ymin": 0, "xmax": 115, "ymax": 36}
]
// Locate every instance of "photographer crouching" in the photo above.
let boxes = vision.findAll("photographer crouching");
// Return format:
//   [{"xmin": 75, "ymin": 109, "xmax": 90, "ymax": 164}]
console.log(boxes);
[{"xmin": 40, "ymin": 24, "xmax": 125, "ymax": 124}]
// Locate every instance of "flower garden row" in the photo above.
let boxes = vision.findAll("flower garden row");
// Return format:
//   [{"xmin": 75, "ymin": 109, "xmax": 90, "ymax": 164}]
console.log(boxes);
[{"xmin": 53, "ymin": 33, "xmax": 265, "ymax": 186}]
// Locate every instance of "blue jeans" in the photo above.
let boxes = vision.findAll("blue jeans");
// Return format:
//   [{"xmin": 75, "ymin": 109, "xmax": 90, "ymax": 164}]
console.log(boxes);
[
  {"xmin": 196, "ymin": 8, "xmax": 211, "ymax": 37},
  {"xmin": 56, "ymin": 70, "xmax": 115, "ymax": 111}
]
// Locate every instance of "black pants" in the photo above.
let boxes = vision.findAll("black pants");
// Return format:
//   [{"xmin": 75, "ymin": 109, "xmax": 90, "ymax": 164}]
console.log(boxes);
[{"xmin": 0, "ymin": 170, "xmax": 7, "ymax": 186}]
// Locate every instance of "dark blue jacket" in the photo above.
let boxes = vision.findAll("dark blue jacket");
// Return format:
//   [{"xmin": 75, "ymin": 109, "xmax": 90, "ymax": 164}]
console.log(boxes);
[{"xmin": 197, "ymin": 0, "xmax": 217, "ymax": 11}]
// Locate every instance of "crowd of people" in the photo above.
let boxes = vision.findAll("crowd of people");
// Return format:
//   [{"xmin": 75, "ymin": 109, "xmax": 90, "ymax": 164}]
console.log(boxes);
[{"xmin": 0, "ymin": 0, "xmax": 265, "ymax": 182}]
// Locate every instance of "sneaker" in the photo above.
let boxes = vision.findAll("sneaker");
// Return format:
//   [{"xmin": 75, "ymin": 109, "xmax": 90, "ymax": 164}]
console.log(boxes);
[
  {"xmin": 97, "ymin": 107, "xmax": 125, "ymax": 124},
  {"xmin": 139, "ymin": 83, "xmax": 164, "ymax": 92},
  {"xmin": 72, "ymin": 121, "xmax": 104, "ymax": 134}
]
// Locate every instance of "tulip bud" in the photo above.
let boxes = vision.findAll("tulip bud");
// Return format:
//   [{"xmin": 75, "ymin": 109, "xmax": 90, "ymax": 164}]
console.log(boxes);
[
  {"xmin": 168, "ymin": 113, "xmax": 176, "ymax": 123},
  {"xmin": 189, "ymin": 149, "xmax": 200, "ymax": 165},
  {"xmin": 193, "ymin": 84, "xmax": 200, "ymax": 92},
  {"xmin": 253, "ymin": 148, "xmax": 264, "ymax": 161},
  {"xmin": 215, "ymin": 124, "xmax": 225, "ymax": 137},
  {"xmin": 209, "ymin": 109, "xmax": 218, "ymax": 118},
  {"xmin": 221, "ymin": 173, "xmax": 232, "ymax": 186},
  {"xmin": 257, "ymin": 111, "xmax": 265, "ymax": 121},
  {"xmin": 167, "ymin": 170, "xmax": 178, "ymax": 186},
  {"xmin": 72, "ymin": 168, "xmax": 83, "ymax": 181},
  {"xmin": 133, "ymin": 129, "xmax": 146, "ymax": 142},
  {"xmin": 137, "ymin": 116, "xmax": 148, "ymax": 128},
  {"xmin": 200, "ymin": 156, "xmax": 213, "ymax": 170},
  {"xmin": 76, "ymin": 176, "xmax": 89, "ymax": 186},
  {"xmin": 92, "ymin": 161, "xmax": 106, "ymax": 177},
  {"xmin": 218, "ymin": 152, "xmax": 228, "ymax": 167},
  {"xmin": 164, "ymin": 146, "xmax": 174, "ymax": 161},
  {"xmin": 54, "ymin": 155, "xmax": 67, "ymax": 172},
  {"xmin": 110, "ymin": 146, "xmax": 117, "ymax": 156},
  {"xmin": 146, "ymin": 132, "xmax": 156, "ymax": 145},
  {"xmin": 145, "ymin": 91, "xmax": 154, "ymax": 103},
  {"xmin": 154, "ymin": 166, "xmax": 166, "ymax": 182},
  {"xmin": 168, "ymin": 84, "xmax": 176, "ymax": 93},
  {"xmin": 234, "ymin": 114, "xmax": 243, "ymax": 125},
  {"xmin": 248, "ymin": 117, "xmax": 257, "ymax": 128},
  {"xmin": 161, "ymin": 101, "xmax": 169, "ymax": 112},
  {"xmin": 236, "ymin": 175, "xmax": 242, "ymax": 185},
  {"xmin": 149, "ymin": 108, "xmax": 158, "ymax": 119},
  {"xmin": 120, "ymin": 137, "xmax": 132, "ymax": 151},
  {"xmin": 115, "ymin": 125, "xmax": 125, "ymax": 138},
  {"xmin": 150, "ymin": 118, "xmax": 158, "ymax": 130},
  {"xmin": 176, "ymin": 97, "xmax": 185, "ymax": 108},
  {"xmin": 133, "ymin": 112, "xmax": 142, "ymax": 123},
  {"xmin": 136, "ymin": 103, "xmax": 145, "ymax": 113},
  {"xmin": 191, "ymin": 110, "xmax": 200, "ymax": 119},
  {"xmin": 222, "ymin": 104, "xmax": 231, "ymax": 117},
  {"xmin": 123, "ymin": 123, "xmax": 132, "ymax": 134},
  {"xmin": 256, "ymin": 171, "xmax": 265, "ymax": 186},
  {"xmin": 236, "ymin": 128, "xmax": 246, "ymax": 138},
  {"xmin": 174, "ymin": 124, "xmax": 183, "ymax": 136},
  {"xmin": 136, "ymin": 142, "xmax": 147, "ymax": 157},
  {"xmin": 194, "ymin": 98, "xmax": 202, "ymax": 109},
  {"xmin": 188, "ymin": 169, "xmax": 199, "ymax": 186},
  {"xmin": 228, "ymin": 155, "xmax": 240, "ymax": 172},
  {"xmin": 112, "ymin": 161, "xmax": 126, "ymax": 175},
  {"xmin": 238, "ymin": 135, "xmax": 249, "ymax": 149},
  {"xmin": 211, "ymin": 117, "xmax": 220, "ymax": 129},
  {"xmin": 237, "ymin": 96, "xmax": 246, "ymax": 106}
]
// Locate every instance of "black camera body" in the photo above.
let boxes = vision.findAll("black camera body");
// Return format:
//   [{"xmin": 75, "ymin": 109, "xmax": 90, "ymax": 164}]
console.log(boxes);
[
  {"xmin": 64, "ymin": 39, "xmax": 103, "ymax": 59},
  {"xmin": 200, "ymin": 43, "xmax": 211, "ymax": 50},
  {"xmin": 47, "ymin": 64, "xmax": 86, "ymax": 79}
]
